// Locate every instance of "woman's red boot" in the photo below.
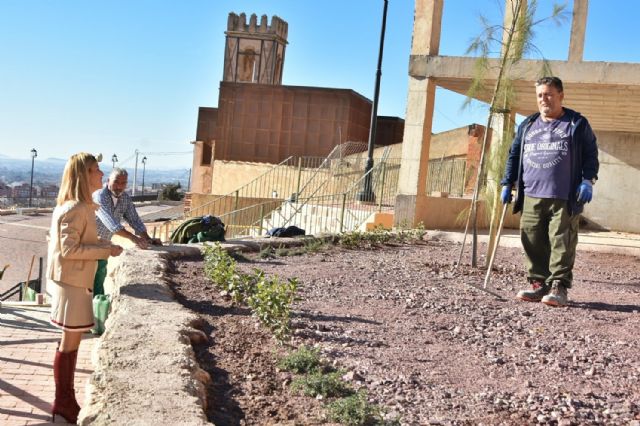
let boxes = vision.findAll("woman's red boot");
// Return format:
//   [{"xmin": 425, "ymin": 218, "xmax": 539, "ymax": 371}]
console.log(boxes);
[{"xmin": 51, "ymin": 349, "xmax": 80, "ymax": 423}]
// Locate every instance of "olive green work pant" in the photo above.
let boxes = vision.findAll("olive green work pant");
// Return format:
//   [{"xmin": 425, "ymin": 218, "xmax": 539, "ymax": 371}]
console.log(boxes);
[{"xmin": 520, "ymin": 196, "xmax": 580, "ymax": 288}]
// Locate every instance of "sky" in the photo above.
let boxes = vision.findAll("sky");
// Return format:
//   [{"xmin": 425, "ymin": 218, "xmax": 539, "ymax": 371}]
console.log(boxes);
[{"xmin": 1, "ymin": 0, "xmax": 638, "ymax": 171}]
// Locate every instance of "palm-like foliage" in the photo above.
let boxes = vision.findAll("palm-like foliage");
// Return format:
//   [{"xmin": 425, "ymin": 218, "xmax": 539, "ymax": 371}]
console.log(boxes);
[{"xmin": 458, "ymin": 0, "xmax": 568, "ymax": 268}]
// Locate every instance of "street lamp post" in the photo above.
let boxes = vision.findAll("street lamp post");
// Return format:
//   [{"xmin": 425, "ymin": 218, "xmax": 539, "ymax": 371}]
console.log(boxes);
[
  {"xmin": 29, "ymin": 148, "xmax": 37, "ymax": 207},
  {"xmin": 357, "ymin": 0, "xmax": 389, "ymax": 203},
  {"xmin": 111, "ymin": 154, "xmax": 118, "ymax": 169},
  {"xmin": 141, "ymin": 156, "xmax": 147, "ymax": 196}
]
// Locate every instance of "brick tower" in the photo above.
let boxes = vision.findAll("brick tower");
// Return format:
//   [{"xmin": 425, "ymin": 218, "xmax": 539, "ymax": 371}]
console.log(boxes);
[{"xmin": 223, "ymin": 13, "xmax": 288, "ymax": 85}]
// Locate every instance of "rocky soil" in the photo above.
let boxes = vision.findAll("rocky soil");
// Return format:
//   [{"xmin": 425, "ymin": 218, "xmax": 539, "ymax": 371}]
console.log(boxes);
[{"xmin": 168, "ymin": 237, "xmax": 640, "ymax": 425}]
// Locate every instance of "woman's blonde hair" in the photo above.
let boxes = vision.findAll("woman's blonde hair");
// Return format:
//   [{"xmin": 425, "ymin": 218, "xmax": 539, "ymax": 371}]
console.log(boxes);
[{"xmin": 56, "ymin": 152, "xmax": 98, "ymax": 205}]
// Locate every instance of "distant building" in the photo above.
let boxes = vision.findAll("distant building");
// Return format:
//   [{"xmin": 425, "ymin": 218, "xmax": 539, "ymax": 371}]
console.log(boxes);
[
  {"xmin": 0, "ymin": 181, "xmax": 10, "ymax": 197},
  {"xmin": 40, "ymin": 184, "xmax": 59, "ymax": 198},
  {"xmin": 190, "ymin": 13, "xmax": 404, "ymax": 195},
  {"xmin": 9, "ymin": 182, "xmax": 34, "ymax": 198}
]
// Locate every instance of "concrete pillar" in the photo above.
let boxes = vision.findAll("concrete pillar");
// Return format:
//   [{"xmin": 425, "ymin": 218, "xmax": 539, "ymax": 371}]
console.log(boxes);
[
  {"xmin": 395, "ymin": 0, "xmax": 443, "ymax": 226},
  {"xmin": 568, "ymin": 0, "xmax": 588, "ymax": 62}
]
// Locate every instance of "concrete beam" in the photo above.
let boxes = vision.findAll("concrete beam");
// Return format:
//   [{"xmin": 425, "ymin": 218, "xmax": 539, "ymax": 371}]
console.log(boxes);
[
  {"xmin": 569, "ymin": 0, "xmax": 589, "ymax": 63},
  {"xmin": 410, "ymin": 55, "xmax": 640, "ymax": 86}
]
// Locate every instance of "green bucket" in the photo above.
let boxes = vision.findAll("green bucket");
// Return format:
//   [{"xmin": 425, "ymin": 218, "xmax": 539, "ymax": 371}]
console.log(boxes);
[
  {"xmin": 91, "ymin": 294, "xmax": 111, "ymax": 335},
  {"xmin": 24, "ymin": 286, "xmax": 37, "ymax": 302}
]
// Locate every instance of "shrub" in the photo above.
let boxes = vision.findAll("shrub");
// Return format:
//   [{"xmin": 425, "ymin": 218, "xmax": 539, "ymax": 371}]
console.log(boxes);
[
  {"xmin": 339, "ymin": 229, "xmax": 391, "ymax": 249},
  {"xmin": 303, "ymin": 237, "xmax": 326, "ymax": 253},
  {"xmin": 259, "ymin": 245, "xmax": 275, "ymax": 259},
  {"xmin": 203, "ymin": 243, "xmax": 298, "ymax": 342},
  {"xmin": 246, "ymin": 270, "xmax": 298, "ymax": 341},
  {"xmin": 339, "ymin": 230, "xmax": 366, "ymax": 249},
  {"xmin": 396, "ymin": 221, "xmax": 426, "ymax": 243},
  {"xmin": 278, "ymin": 345, "xmax": 322, "ymax": 374},
  {"xmin": 291, "ymin": 371, "xmax": 353, "ymax": 398},
  {"xmin": 327, "ymin": 391, "xmax": 391, "ymax": 426},
  {"xmin": 203, "ymin": 243, "xmax": 247, "ymax": 304}
]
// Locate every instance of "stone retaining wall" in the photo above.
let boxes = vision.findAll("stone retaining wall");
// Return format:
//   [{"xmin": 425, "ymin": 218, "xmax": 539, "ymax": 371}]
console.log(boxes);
[
  {"xmin": 77, "ymin": 237, "xmax": 312, "ymax": 425},
  {"xmin": 78, "ymin": 246, "xmax": 210, "ymax": 425}
]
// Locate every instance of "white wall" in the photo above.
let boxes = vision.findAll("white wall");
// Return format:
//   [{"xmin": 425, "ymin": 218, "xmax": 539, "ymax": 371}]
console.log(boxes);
[{"xmin": 585, "ymin": 131, "xmax": 640, "ymax": 232}]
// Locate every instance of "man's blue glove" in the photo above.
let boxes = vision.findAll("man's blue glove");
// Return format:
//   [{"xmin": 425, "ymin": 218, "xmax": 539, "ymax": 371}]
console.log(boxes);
[
  {"xmin": 577, "ymin": 180, "xmax": 593, "ymax": 204},
  {"xmin": 500, "ymin": 185, "xmax": 513, "ymax": 204}
]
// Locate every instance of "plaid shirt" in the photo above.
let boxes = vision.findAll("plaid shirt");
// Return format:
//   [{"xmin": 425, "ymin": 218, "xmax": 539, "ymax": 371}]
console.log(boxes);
[{"xmin": 94, "ymin": 187, "xmax": 147, "ymax": 241}]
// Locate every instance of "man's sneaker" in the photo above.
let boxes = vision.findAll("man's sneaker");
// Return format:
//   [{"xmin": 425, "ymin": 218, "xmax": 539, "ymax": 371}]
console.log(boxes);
[
  {"xmin": 516, "ymin": 280, "xmax": 549, "ymax": 302},
  {"xmin": 541, "ymin": 281, "xmax": 568, "ymax": 307}
]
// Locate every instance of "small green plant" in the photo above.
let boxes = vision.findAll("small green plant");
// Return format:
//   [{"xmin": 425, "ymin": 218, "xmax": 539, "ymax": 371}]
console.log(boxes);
[
  {"xmin": 275, "ymin": 244, "xmax": 290, "ymax": 256},
  {"xmin": 278, "ymin": 345, "xmax": 322, "ymax": 374},
  {"xmin": 203, "ymin": 243, "xmax": 298, "ymax": 342},
  {"xmin": 303, "ymin": 237, "xmax": 326, "ymax": 253},
  {"xmin": 339, "ymin": 229, "xmax": 395, "ymax": 249},
  {"xmin": 369, "ymin": 226, "xmax": 392, "ymax": 245},
  {"xmin": 229, "ymin": 250, "xmax": 250, "ymax": 262},
  {"xmin": 396, "ymin": 221, "xmax": 427, "ymax": 244},
  {"xmin": 259, "ymin": 245, "xmax": 275, "ymax": 259},
  {"xmin": 291, "ymin": 371, "xmax": 353, "ymax": 398},
  {"xmin": 327, "ymin": 390, "xmax": 391, "ymax": 426},
  {"xmin": 338, "ymin": 231, "xmax": 366, "ymax": 249},
  {"xmin": 246, "ymin": 270, "xmax": 298, "ymax": 341},
  {"xmin": 203, "ymin": 243, "xmax": 247, "ymax": 304}
]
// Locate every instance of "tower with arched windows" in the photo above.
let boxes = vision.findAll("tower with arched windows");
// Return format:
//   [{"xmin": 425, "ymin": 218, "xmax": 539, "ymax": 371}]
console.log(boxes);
[{"xmin": 223, "ymin": 13, "xmax": 288, "ymax": 85}]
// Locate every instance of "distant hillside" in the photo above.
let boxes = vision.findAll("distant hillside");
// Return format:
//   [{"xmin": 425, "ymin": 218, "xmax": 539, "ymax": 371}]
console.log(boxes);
[{"xmin": 0, "ymin": 157, "xmax": 191, "ymax": 188}]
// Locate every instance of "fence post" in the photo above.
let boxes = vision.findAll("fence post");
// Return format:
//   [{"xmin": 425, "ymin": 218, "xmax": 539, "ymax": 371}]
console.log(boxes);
[
  {"xmin": 448, "ymin": 159, "xmax": 455, "ymax": 194},
  {"xmin": 461, "ymin": 161, "xmax": 467, "ymax": 196},
  {"xmin": 378, "ymin": 162, "xmax": 387, "ymax": 212},
  {"xmin": 234, "ymin": 190, "xmax": 239, "ymax": 211},
  {"xmin": 295, "ymin": 157, "xmax": 303, "ymax": 200},
  {"xmin": 259, "ymin": 204, "xmax": 265, "ymax": 236},
  {"xmin": 339, "ymin": 193, "xmax": 347, "ymax": 233}
]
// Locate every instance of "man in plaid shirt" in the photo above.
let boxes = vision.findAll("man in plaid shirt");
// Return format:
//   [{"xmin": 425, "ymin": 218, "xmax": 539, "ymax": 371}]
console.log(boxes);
[{"xmin": 92, "ymin": 168, "xmax": 160, "ymax": 295}]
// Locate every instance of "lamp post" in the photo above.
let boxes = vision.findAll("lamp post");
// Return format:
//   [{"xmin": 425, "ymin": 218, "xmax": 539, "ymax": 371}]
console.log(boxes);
[
  {"xmin": 29, "ymin": 148, "xmax": 37, "ymax": 207},
  {"xmin": 357, "ymin": 0, "xmax": 388, "ymax": 203},
  {"xmin": 141, "ymin": 156, "xmax": 147, "ymax": 196},
  {"xmin": 111, "ymin": 154, "xmax": 118, "ymax": 169}
]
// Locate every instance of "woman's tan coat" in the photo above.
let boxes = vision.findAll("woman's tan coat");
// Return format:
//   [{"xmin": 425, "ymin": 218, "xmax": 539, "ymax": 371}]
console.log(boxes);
[{"xmin": 47, "ymin": 201, "xmax": 112, "ymax": 289}]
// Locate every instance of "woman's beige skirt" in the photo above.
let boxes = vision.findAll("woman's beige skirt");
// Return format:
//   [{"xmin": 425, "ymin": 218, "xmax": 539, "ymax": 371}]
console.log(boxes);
[{"xmin": 49, "ymin": 279, "xmax": 94, "ymax": 332}]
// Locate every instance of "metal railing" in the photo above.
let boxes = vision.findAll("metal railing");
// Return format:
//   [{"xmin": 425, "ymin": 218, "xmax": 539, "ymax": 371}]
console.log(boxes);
[
  {"xmin": 426, "ymin": 158, "xmax": 467, "ymax": 197},
  {"xmin": 0, "ymin": 257, "xmax": 43, "ymax": 302},
  {"xmin": 223, "ymin": 158, "xmax": 401, "ymax": 238},
  {"xmin": 0, "ymin": 196, "xmax": 57, "ymax": 209},
  {"xmin": 148, "ymin": 143, "xmax": 400, "ymax": 242}
]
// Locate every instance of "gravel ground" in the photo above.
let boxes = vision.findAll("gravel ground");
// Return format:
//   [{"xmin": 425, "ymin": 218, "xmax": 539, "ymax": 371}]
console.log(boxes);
[{"xmin": 168, "ymin": 237, "xmax": 640, "ymax": 425}]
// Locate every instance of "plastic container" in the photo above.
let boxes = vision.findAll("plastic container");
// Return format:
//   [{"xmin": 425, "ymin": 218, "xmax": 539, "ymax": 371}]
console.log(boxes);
[{"xmin": 91, "ymin": 294, "xmax": 111, "ymax": 335}]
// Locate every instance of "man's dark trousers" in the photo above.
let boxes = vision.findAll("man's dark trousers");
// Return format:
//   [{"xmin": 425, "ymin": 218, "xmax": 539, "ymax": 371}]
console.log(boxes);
[{"xmin": 520, "ymin": 196, "xmax": 580, "ymax": 288}]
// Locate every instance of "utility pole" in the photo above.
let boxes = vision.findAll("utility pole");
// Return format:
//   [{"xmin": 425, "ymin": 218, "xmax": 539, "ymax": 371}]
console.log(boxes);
[
  {"xmin": 29, "ymin": 148, "xmax": 37, "ymax": 207},
  {"xmin": 357, "ymin": 0, "xmax": 388, "ymax": 203},
  {"xmin": 132, "ymin": 149, "xmax": 139, "ymax": 196},
  {"xmin": 141, "ymin": 156, "xmax": 147, "ymax": 196}
]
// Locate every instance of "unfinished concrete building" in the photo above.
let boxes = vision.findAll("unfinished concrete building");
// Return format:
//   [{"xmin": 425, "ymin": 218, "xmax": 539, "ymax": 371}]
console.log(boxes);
[{"xmin": 396, "ymin": 0, "xmax": 640, "ymax": 233}]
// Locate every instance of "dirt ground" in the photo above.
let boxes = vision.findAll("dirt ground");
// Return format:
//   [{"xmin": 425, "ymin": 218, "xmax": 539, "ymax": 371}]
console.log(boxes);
[{"xmin": 168, "ymin": 237, "xmax": 640, "ymax": 425}]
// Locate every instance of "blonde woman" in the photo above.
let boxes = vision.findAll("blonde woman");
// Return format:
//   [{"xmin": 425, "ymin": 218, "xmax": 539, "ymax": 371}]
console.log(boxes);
[{"xmin": 47, "ymin": 153, "xmax": 123, "ymax": 423}]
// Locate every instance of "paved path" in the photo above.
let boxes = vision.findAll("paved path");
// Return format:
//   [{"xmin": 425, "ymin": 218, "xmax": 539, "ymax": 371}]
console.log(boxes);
[{"xmin": 0, "ymin": 303, "xmax": 95, "ymax": 425}]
